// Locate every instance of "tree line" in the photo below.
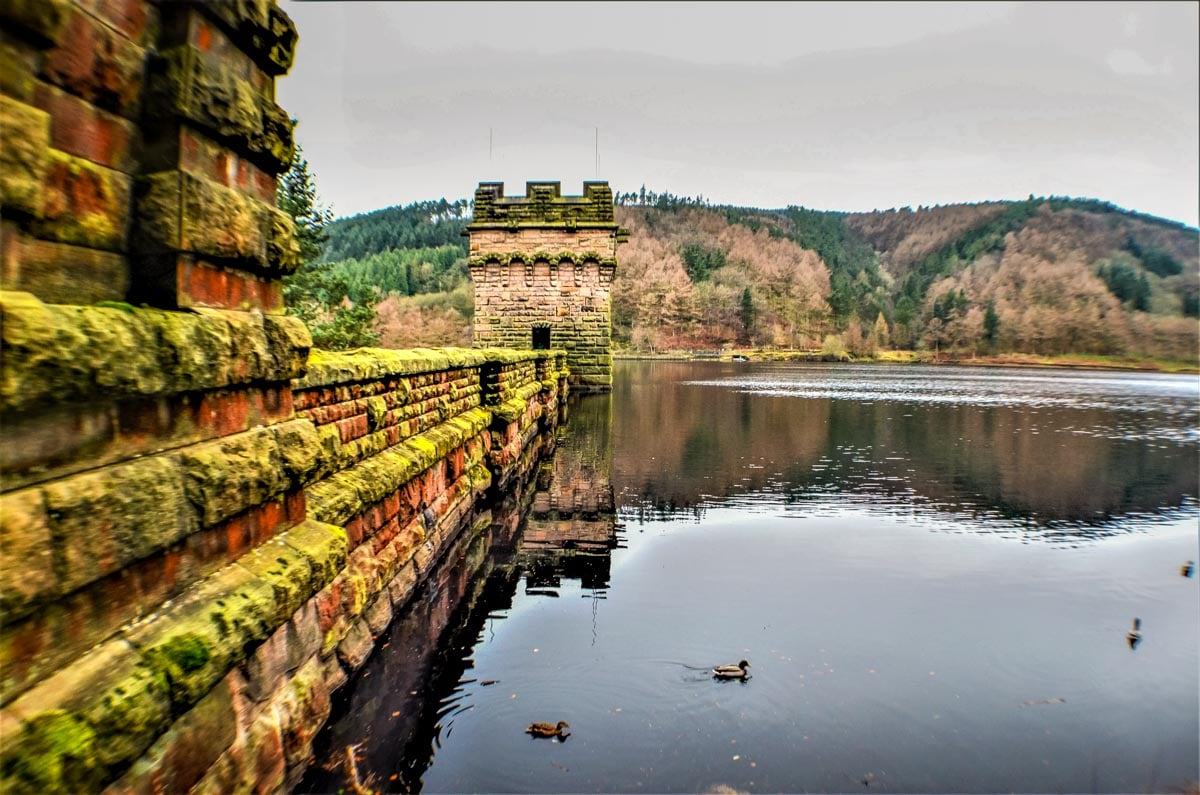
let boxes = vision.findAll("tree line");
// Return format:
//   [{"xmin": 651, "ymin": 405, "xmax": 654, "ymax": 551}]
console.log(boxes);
[{"xmin": 277, "ymin": 148, "xmax": 1198, "ymax": 362}]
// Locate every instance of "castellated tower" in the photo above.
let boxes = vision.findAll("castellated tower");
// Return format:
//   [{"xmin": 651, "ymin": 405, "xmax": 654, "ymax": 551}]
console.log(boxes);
[{"xmin": 465, "ymin": 181, "xmax": 628, "ymax": 392}]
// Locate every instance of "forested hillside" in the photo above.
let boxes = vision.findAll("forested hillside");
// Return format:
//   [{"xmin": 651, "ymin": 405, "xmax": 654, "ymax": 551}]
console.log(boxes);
[
  {"xmin": 320, "ymin": 199, "xmax": 474, "ymax": 347},
  {"xmin": 320, "ymin": 192, "xmax": 1199, "ymax": 362}
]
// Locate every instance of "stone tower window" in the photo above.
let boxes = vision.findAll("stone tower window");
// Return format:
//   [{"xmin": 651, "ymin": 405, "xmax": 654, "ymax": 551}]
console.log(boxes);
[{"xmin": 532, "ymin": 325, "xmax": 551, "ymax": 350}]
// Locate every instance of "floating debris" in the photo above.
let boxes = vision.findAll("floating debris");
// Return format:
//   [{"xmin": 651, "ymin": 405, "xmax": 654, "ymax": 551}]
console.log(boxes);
[
  {"xmin": 1127, "ymin": 617, "xmax": 1143, "ymax": 650},
  {"xmin": 1022, "ymin": 697, "xmax": 1066, "ymax": 706}
]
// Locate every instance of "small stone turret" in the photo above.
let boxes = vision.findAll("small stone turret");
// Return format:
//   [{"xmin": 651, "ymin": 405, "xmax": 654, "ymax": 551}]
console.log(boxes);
[{"xmin": 465, "ymin": 181, "xmax": 628, "ymax": 392}]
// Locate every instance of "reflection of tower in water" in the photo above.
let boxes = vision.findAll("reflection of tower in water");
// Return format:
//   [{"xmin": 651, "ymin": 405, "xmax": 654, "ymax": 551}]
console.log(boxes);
[{"xmin": 518, "ymin": 392, "xmax": 617, "ymax": 619}]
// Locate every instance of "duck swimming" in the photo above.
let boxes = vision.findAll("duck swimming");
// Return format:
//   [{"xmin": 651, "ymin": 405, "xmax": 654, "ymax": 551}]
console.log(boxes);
[
  {"xmin": 525, "ymin": 720, "xmax": 570, "ymax": 738},
  {"xmin": 712, "ymin": 659, "xmax": 752, "ymax": 679}
]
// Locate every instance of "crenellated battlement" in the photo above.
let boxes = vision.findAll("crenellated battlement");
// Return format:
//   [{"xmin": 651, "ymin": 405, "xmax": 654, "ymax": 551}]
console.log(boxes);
[{"xmin": 468, "ymin": 181, "xmax": 628, "ymax": 232}]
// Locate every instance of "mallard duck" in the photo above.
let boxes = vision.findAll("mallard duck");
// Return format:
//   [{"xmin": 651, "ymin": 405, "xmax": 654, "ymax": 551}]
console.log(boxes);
[
  {"xmin": 1127, "ymin": 617, "xmax": 1142, "ymax": 650},
  {"xmin": 525, "ymin": 720, "xmax": 570, "ymax": 738},
  {"xmin": 712, "ymin": 659, "xmax": 751, "ymax": 679}
]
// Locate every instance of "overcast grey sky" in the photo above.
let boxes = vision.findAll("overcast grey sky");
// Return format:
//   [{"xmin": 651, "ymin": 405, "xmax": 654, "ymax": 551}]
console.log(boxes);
[{"xmin": 278, "ymin": 1, "xmax": 1199, "ymax": 227}]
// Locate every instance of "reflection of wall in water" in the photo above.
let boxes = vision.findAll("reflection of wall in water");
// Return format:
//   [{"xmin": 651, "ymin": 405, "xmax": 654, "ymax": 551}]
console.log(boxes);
[{"xmin": 520, "ymin": 393, "xmax": 617, "ymax": 591}]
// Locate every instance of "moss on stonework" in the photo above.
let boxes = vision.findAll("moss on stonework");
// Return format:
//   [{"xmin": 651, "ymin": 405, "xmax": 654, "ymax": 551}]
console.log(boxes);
[
  {"xmin": 0, "ymin": 0, "xmax": 70, "ymax": 46},
  {"xmin": 0, "ymin": 710, "xmax": 101, "ymax": 794},
  {"xmin": 147, "ymin": 46, "xmax": 294, "ymax": 175},
  {"xmin": 468, "ymin": 181, "xmax": 620, "ymax": 226},
  {"xmin": 126, "ymin": 564, "xmax": 277, "ymax": 710},
  {"xmin": 295, "ymin": 346, "xmax": 558, "ymax": 390},
  {"xmin": 177, "ymin": 425, "xmax": 285, "ymax": 528},
  {"xmin": 31, "ymin": 149, "xmax": 129, "ymax": 251},
  {"xmin": 0, "ymin": 95, "xmax": 50, "ymax": 217},
  {"xmin": 235, "ymin": 536, "xmax": 315, "ymax": 624},
  {"xmin": 0, "ymin": 292, "xmax": 310, "ymax": 415},
  {"xmin": 281, "ymin": 519, "xmax": 348, "ymax": 587},
  {"xmin": 194, "ymin": 1, "xmax": 299, "ymax": 77},
  {"xmin": 305, "ymin": 409, "xmax": 491, "ymax": 527},
  {"xmin": 135, "ymin": 170, "xmax": 297, "ymax": 273}
]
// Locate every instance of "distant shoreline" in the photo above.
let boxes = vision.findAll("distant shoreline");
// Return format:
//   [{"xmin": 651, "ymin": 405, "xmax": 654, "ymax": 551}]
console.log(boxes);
[{"xmin": 612, "ymin": 350, "xmax": 1199, "ymax": 375}]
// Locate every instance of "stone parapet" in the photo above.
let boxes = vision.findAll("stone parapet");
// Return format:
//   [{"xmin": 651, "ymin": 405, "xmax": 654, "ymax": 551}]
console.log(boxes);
[{"xmin": 0, "ymin": 346, "xmax": 568, "ymax": 794}]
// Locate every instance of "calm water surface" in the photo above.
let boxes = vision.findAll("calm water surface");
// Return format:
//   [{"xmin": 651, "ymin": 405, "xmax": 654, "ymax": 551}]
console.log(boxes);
[{"xmin": 300, "ymin": 362, "xmax": 1199, "ymax": 794}]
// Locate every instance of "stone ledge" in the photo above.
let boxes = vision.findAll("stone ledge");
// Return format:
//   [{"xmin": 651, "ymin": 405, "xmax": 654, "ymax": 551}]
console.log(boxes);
[
  {"xmin": 0, "ymin": 291, "xmax": 311, "ymax": 416},
  {"xmin": 293, "ymin": 347, "xmax": 564, "ymax": 391},
  {"xmin": 0, "ymin": 518, "xmax": 347, "ymax": 794},
  {"xmin": 0, "ymin": 418, "xmax": 320, "ymax": 626},
  {"xmin": 306, "ymin": 408, "xmax": 492, "ymax": 527}
]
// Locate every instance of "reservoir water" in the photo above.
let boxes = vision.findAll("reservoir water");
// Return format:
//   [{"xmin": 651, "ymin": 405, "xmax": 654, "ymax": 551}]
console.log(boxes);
[{"xmin": 299, "ymin": 361, "xmax": 1199, "ymax": 793}]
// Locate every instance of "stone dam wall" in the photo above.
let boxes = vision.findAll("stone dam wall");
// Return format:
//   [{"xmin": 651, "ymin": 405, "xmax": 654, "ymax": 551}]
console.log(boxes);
[
  {"xmin": 0, "ymin": 329, "xmax": 567, "ymax": 793},
  {"xmin": 0, "ymin": 1, "xmax": 571, "ymax": 790}
]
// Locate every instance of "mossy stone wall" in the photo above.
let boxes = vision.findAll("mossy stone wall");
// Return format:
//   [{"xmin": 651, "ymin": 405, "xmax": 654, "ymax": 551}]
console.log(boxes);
[
  {"xmin": 0, "ymin": 1, "xmax": 571, "ymax": 792},
  {"xmin": 1, "ymin": 341, "xmax": 567, "ymax": 794}
]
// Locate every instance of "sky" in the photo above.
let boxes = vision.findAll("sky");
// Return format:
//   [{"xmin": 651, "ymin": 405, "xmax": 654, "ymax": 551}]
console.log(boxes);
[{"xmin": 278, "ymin": 1, "xmax": 1200, "ymax": 227}]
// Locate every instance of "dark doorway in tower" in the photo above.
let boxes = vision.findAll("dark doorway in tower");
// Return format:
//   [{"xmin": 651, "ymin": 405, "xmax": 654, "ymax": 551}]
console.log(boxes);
[{"xmin": 532, "ymin": 325, "xmax": 551, "ymax": 350}]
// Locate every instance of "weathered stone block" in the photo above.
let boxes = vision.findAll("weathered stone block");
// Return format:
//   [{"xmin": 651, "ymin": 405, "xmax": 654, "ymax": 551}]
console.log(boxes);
[
  {"xmin": 235, "ymin": 535, "xmax": 315, "ymax": 627},
  {"xmin": 272, "ymin": 419, "xmax": 320, "ymax": 486},
  {"xmin": 170, "ymin": 0, "xmax": 300, "ymax": 77},
  {"xmin": 103, "ymin": 671, "xmax": 236, "ymax": 795},
  {"xmin": 133, "ymin": 170, "xmax": 298, "ymax": 273},
  {"xmin": 363, "ymin": 591, "xmax": 392, "ymax": 636},
  {"xmin": 280, "ymin": 519, "xmax": 348, "ymax": 589},
  {"xmin": 0, "ymin": 488, "xmax": 56, "ymax": 624},
  {"xmin": 41, "ymin": 5, "xmax": 144, "ymax": 117},
  {"xmin": 0, "ymin": 41, "xmax": 38, "ymax": 101},
  {"xmin": 0, "ymin": 292, "xmax": 308, "ymax": 415},
  {"xmin": 241, "ymin": 702, "xmax": 285, "ymax": 792},
  {"xmin": 174, "ymin": 256, "xmax": 286, "ymax": 312},
  {"xmin": 241, "ymin": 599, "xmax": 320, "ymax": 704},
  {"xmin": 177, "ymin": 424, "xmax": 284, "ymax": 528},
  {"xmin": 43, "ymin": 454, "xmax": 196, "ymax": 594},
  {"xmin": 124, "ymin": 563, "xmax": 277, "ymax": 711},
  {"xmin": 335, "ymin": 617, "xmax": 373, "ymax": 671},
  {"xmin": 30, "ymin": 148, "xmax": 132, "ymax": 251},
  {"xmin": 273, "ymin": 655, "xmax": 330, "ymax": 776},
  {"xmin": 0, "ymin": 96, "xmax": 50, "ymax": 217},
  {"xmin": 0, "ymin": 639, "xmax": 171, "ymax": 795},
  {"xmin": 31, "ymin": 82, "xmax": 139, "ymax": 173},
  {"xmin": 94, "ymin": 0, "xmax": 156, "ymax": 45},
  {"xmin": 173, "ymin": 126, "xmax": 276, "ymax": 203},
  {"xmin": 0, "ymin": 0, "xmax": 70, "ymax": 47},
  {"xmin": 0, "ymin": 228, "xmax": 129, "ymax": 304},
  {"xmin": 145, "ymin": 45, "xmax": 293, "ymax": 173}
]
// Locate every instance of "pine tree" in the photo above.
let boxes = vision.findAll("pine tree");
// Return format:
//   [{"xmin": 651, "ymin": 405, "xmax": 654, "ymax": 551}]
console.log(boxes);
[
  {"xmin": 983, "ymin": 302, "xmax": 1000, "ymax": 348},
  {"xmin": 739, "ymin": 287, "xmax": 755, "ymax": 343},
  {"xmin": 280, "ymin": 137, "xmax": 378, "ymax": 350}
]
